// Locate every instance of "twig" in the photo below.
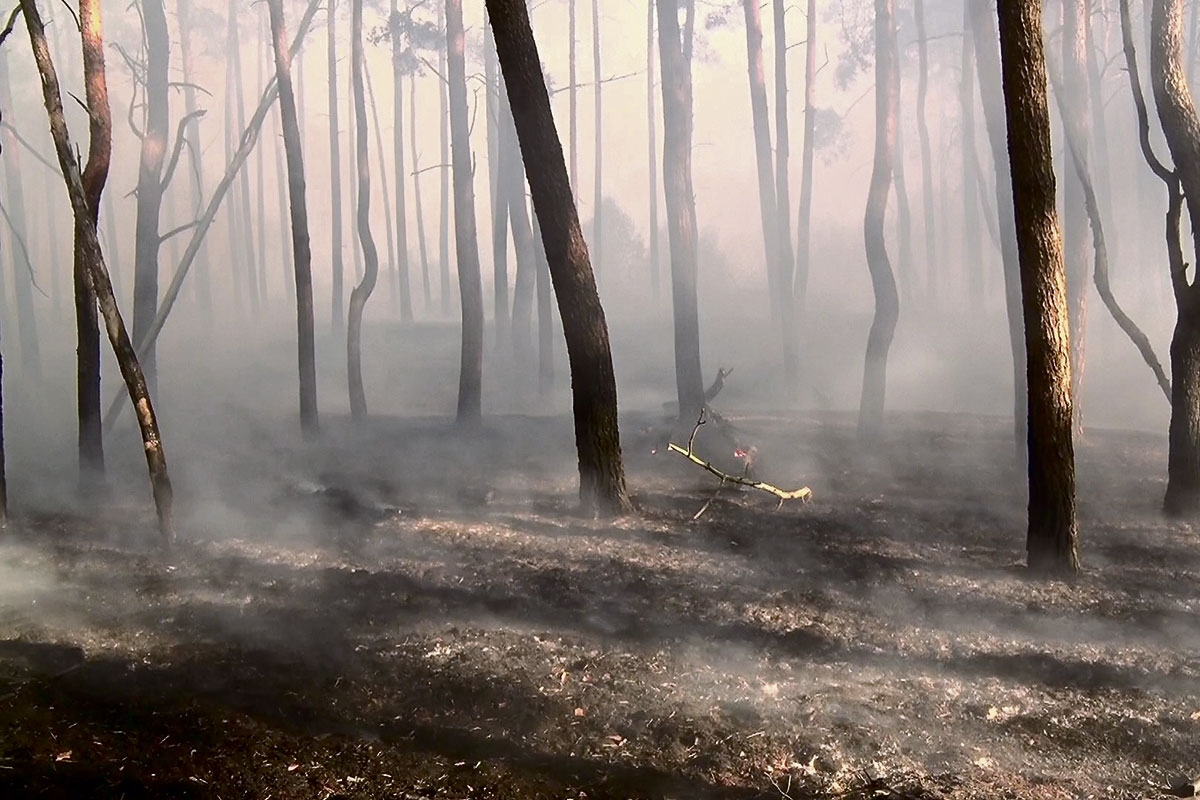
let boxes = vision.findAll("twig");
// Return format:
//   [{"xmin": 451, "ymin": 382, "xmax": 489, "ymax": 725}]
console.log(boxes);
[
  {"xmin": 0, "ymin": 198, "xmax": 50, "ymax": 298},
  {"xmin": 159, "ymin": 108, "xmax": 207, "ymax": 191},
  {"xmin": 0, "ymin": 4, "xmax": 21, "ymax": 48}
]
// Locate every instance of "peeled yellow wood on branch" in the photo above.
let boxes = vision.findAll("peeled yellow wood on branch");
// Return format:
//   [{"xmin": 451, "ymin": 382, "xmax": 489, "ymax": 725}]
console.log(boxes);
[{"xmin": 665, "ymin": 443, "xmax": 812, "ymax": 504}]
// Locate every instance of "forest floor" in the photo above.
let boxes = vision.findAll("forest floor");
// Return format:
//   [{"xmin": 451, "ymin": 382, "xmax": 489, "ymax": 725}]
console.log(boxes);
[{"xmin": 0, "ymin": 409, "xmax": 1197, "ymax": 799}]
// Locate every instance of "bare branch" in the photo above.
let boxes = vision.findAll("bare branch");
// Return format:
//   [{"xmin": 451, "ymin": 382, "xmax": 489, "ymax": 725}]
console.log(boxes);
[
  {"xmin": 0, "ymin": 196, "xmax": 49, "ymax": 297},
  {"xmin": 0, "ymin": 120, "xmax": 61, "ymax": 174},
  {"xmin": 159, "ymin": 108, "xmax": 206, "ymax": 191},
  {"xmin": 0, "ymin": 4, "xmax": 21, "ymax": 48}
]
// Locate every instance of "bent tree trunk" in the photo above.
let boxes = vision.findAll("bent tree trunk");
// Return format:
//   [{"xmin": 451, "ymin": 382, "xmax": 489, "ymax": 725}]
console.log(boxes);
[
  {"xmin": 969, "ymin": 0, "xmax": 1027, "ymax": 457},
  {"xmin": 448, "ymin": 0, "xmax": 485, "ymax": 422},
  {"xmin": 996, "ymin": 0, "xmax": 1079, "ymax": 573},
  {"xmin": 859, "ymin": 0, "xmax": 900, "ymax": 440},
  {"xmin": 268, "ymin": 0, "xmax": 319, "ymax": 437},
  {"xmin": 657, "ymin": 0, "xmax": 705, "ymax": 423},
  {"xmin": 487, "ymin": 0, "xmax": 634, "ymax": 517},
  {"xmin": 1150, "ymin": 0, "xmax": 1200, "ymax": 515},
  {"xmin": 348, "ymin": 0, "xmax": 380, "ymax": 419},
  {"xmin": 23, "ymin": 0, "xmax": 174, "ymax": 542},
  {"xmin": 76, "ymin": 0, "xmax": 113, "ymax": 489}
]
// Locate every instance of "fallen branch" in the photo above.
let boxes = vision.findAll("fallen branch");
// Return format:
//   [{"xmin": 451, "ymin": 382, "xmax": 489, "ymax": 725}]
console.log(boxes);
[{"xmin": 667, "ymin": 412, "xmax": 812, "ymax": 510}]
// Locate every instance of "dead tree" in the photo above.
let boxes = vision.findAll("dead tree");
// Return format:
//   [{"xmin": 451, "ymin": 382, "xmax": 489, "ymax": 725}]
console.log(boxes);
[
  {"xmin": 859, "ymin": 0, "xmax": 900, "ymax": 439},
  {"xmin": 348, "ymin": 0, "xmax": 380, "ymax": 419},
  {"xmin": 22, "ymin": 0, "xmax": 174, "ymax": 541},
  {"xmin": 996, "ymin": 0, "xmax": 1079, "ymax": 573},
  {"xmin": 447, "ymin": 0, "xmax": 484, "ymax": 422},
  {"xmin": 487, "ymin": 0, "xmax": 634, "ymax": 516},
  {"xmin": 268, "ymin": 0, "xmax": 319, "ymax": 436}
]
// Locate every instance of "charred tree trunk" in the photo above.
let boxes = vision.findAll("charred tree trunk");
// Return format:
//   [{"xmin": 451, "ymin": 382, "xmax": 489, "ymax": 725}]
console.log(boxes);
[
  {"xmin": 969, "ymin": 0, "xmax": 1027, "ymax": 456},
  {"xmin": 795, "ymin": 0, "xmax": 816, "ymax": 307},
  {"xmin": 390, "ymin": 1, "xmax": 413, "ymax": 321},
  {"xmin": 535, "ymin": 211, "xmax": 555, "ymax": 396},
  {"xmin": 647, "ymin": 0, "xmax": 660, "ymax": 299},
  {"xmin": 448, "ymin": 0, "xmax": 484, "ymax": 422},
  {"xmin": 133, "ymin": 0, "xmax": 170, "ymax": 392},
  {"xmin": 348, "ymin": 0, "xmax": 380, "ymax": 419},
  {"xmin": 1150, "ymin": 0, "xmax": 1200, "ymax": 516},
  {"xmin": 328, "ymin": 0, "xmax": 345, "ymax": 332},
  {"xmin": 506, "ymin": 91, "xmax": 537, "ymax": 368},
  {"xmin": 487, "ymin": 0, "xmax": 634, "ymax": 516},
  {"xmin": 268, "ymin": 0, "xmax": 319, "ymax": 437},
  {"xmin": 914, "ymin": 0, "xmax": 936, "ymax": 301},
  {"xmin": 1062, "ymin": 0, "xmax": 1090, "ymax": 430},
  {"xmin": 657, "ymin": 0, "xmax": 705, "ymax": 423},
  {"xmin": 488, "ymin": 28, "xmax": 511, "ymax": 349},
  {"xmin": 859, "ymin": 0, "xmax": 900, "ymax": 440},
  {"xmin": 411, "ymin": 76, "xmax": 433, "ymax": 312},
  {"xmin": 23, "ymin": 0, "xmax": 174, "ymax": 542},
  {"xmin": 996, "ymin": 0, "xmax": 1079, "ymax": 573}
]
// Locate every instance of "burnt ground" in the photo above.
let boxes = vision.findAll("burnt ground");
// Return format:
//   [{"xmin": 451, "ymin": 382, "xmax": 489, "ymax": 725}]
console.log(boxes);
[{"xmin": 0, "ymin": 410, "xmax": 1197, "ymax": 799}]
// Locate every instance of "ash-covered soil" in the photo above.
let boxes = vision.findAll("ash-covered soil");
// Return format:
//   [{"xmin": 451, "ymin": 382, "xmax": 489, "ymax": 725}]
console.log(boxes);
[{"xmin": 0, "ymin": 410, "xmax": 1196, "ymax": 799}]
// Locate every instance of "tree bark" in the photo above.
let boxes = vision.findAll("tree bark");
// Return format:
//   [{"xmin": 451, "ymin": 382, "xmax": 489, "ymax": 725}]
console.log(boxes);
[
  {"xmin": 23, "ymin": 0, "xmax": 174, "ymax": 542},
  {"xmin": 268, "ymin": 0, "xmax": 319, "ymax": 437},
  {"xmin": 1149, "ymin": 0, "xmax": 1200, "ymax": 516},
  {"xmin": 657, "ymin": 0, "xmax": 705, "ymax": 423},
  {"xmin": 1062, "ymin": 0, "xmax": 1090, "ymax": 430},
  {"xmin": 328, "ymin": 0, "xmax": 345, "ymax": 332},
  {"xmin": 795, "ymin": 0, "xmax": 816, "ymax": 308},
  {"xmin": 133, "ymin": 0, "xmax": 170, "ymax": 392},
  {"xmin": 438, "ymin": 1, "xmax": 452, "ymax": 317},
  {"xmin": 76, "ymin": 0, "xmax": 114, "ymax": 488},
  {"xmin": 391, "ymin": 1, "xmax": 413, "ymax": 321},
  {"xmin": 487, "ymin": 0, "xmax": 634, "ymax": 517},
  {"xmin": 996, "ymin": 0, "xmax": 1079, "ymax": 573},
  {"xmin": 961, "ymin": 4, "xmax": 982, "ymax": 309},
  {"xmin": 859, "ymin": 0, "xmax": 900, "ymax": 440},
  {"xmin": 347, "ymin": 0, "xmax": 380, "ymax": 420},
  {"xmin": 647, "ymin": 0, "xmax": 660, "ymax": 299},
  {"xmin": 447, "ymin": 0, "xmax": 484, "ymax": 423},
  {"xmin": 914, "ymin": 0, "xmax": 936, "ymax": 302},
  {"xmin": 411, "ymin": 75, "xmax": 433, "ymax": 312},
  {"xmin": 968, "ymin": 0, "xmax": 1027, "ymax": 457}
]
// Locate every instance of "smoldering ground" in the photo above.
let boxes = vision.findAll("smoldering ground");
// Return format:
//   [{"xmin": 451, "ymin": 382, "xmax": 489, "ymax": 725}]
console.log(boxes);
[{"xmin": 0, "ymin": 278, "xmax": 1196, "ymax": 798}]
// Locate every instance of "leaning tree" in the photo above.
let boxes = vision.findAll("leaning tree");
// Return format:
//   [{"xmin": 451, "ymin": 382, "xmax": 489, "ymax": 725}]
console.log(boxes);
[{"xmin": 486, "ymin": 0, "xmax": 634, "ymax": 517}]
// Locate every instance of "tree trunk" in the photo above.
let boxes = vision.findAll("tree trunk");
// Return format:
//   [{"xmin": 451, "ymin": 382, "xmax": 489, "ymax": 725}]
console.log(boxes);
[
  {"xmin": 77, "ymin": 0, "xmax": 114, "ymax": 488},
  {"xmin": 969, "ymin": 0, "xmax": 1027, "ymax": 457},
  {"xmin": 411, "ymin": 75, "xmax": 433, "ymax": 312},
  {"xmin": 795, "ymin": 0, "xmax": 816, "ymax": 307},
  {"xmin": 1083, "ymin": 0, "xmax": 1114, "ymax": 270},
  {"xmin": 859, "ymin": 0, "xmax": 900, "ymax": 440},
  {"xmin": 438, "ymin": 1, "xmax": 452, "ymax": 317},
  {"xmin": 772, "ymin": 0, "xmax": 800, "ymax": 388},
  {"xmin": 23, "ymin": 0, "xmax": 174, "ymax": 542},
  {"xmin": 223, "ymin": 32, "xmax": 247, "ymax": 318},
  {"xmin": 647, "ymin": 0, "xmax": 660, "ymax": 299},
  {"xmin": 892, "ymin": 61, "xmax": 915, "ymax": 302},
  {"xmin": 268, "ymin": 0, "xmax": 319, "ymax": 437},
  {"xmin": 534, "ymin": 211, "xmax": 555, "ymax": 396},
  {"xmin": 230, "ymin": 1, "xmax": 261, "ymax": 314},
  {"xmin": 913, "ymin": 0, "xmax": 936, "ymax": 302},
  {"xmin": 328, "ymin": 0, "xmax": 345, "ymax": 332},
  {"xmin": 132, "ymin": 0, "xmax": 170, "ymax": 392},
  {"xmin": 347, "ymin": 0, "xmax": 380, "ymax": 420},
  {"xmin": 176, "ymin": 0, "xmax": 211, "ymax": 316},
  {"xmin": 488, "ymin": 28, "xmax": 511, "ymax": 349},
  {"xmin": 255, "ymin": 9, "xmax": 270, "ymax": 307},
  {"xmin": 364, "ymin": 63, "xmax": 397, "ymax": 315},
  {"xmin": 506, "ymin": 90, "xmax": 537, "ymax": 369},
  {"xmin": 487, "ymin": 0, "xmax": 633, "ymax": 517},
  {"xmin": 448, "ymin": 0, "xmax": 484, "ymax": 423},
  {"xmin": 0, "ymin": 51, "xmax": 41, "ymax": 376},
  {"xmin": 273, "ymin": 102, "xmax": 294, "ymax": 303},
  {"xmin": 1150, "ymin": 0, "xmax": 1200, "ymax": 516},
  {"xmin": 742, "ymin": 0, "xmax": 779, "ymax": 320},
  {"xmin": 592, "ymin": 0, "xmax": 603, "ymax": 281},
  {"xmin": 996, "ymin": 0, "xmax": 1079, "ymax": 573},
  {"xmin": 390, "ymin": 3, "xmax": 413, "ymax": 322},
  {"xmin": 961, "ymin": 4, "xmax": 982, "ymax": 308},
  {"xmin": 1062, "ymin": 0, "xmax": 1090, "ymax": 430},
  {"xmin": 657, "ymin": 0, "xmax": 705, "ymax": 423}
]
